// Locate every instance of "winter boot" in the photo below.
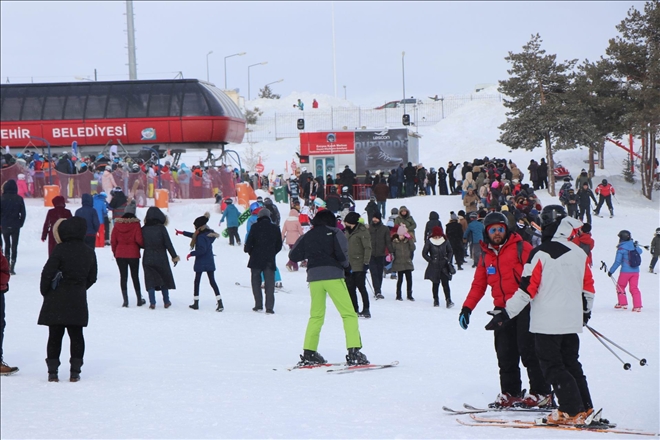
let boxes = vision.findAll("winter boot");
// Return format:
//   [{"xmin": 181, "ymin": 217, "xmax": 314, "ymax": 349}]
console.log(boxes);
[
  {"xmin": 358, "ymin": 309, "xmax": 371, "ymax": 319},
  {"xmin": 446, "ymin": 298, "xmax": 455, "ymax": 309},
  {"xmin": 189, "ymin": 299, "xmax": 199, "ymax": 310},
  {"xmin": 346, "ymin": 348, "xmax": 370, "ymax": 366},
  {"xmin": 136, "ymin": 295, "xmax": 146, "ymax": 306},
  {"xmin": 407, "ymin": 293, "xmax": 415, "ymax": 301},
  {"xmin": 375, "ymin": 292, "xmax": 384, "ymax": 300},
  {"xmin": 395, "ymin": 292, "xmax": 403, "ymax": 301},
  {"xmin": 46, "ymin": 358, "xmax": 60, "ymax": 382},
  {"xmin": 121, "ymin": 291, "xmax": 129, "ymax": 308},
  {"xmin": 216, "ymin": 299, "xmax": 224, "ymax": 312},
  {"xmin": 69, "ymin": 358, "xmax": 83, "ymax": 382},
  {"xmin": 9, "ymin": 260, "xmax": 16, "ymax": 275},
  {"xmin": 0, "ymin": 361, "xmax": 19, "ymax": 376},
  {"xmin": 433, "ymin": 292, "xmax": 439, "ymax": 307},
  {"xmin": 299, "ymin": 349, "xmax": 327, "ymax": 366}
]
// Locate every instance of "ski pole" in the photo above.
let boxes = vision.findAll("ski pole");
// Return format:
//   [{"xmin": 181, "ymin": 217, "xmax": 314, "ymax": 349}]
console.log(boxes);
[
  {"xmin": 587, "ymin": 326, "xmax": 632, "ymax": 370},
  {"xmin": 599, "ymin": 261, "xmax": 608, "ymax": 273},
  {"xmin": 586, "ymin": 325, "xmax": 647, "ymax": 367},
  {"xmin": 365, "ymin": 274, "xmax": 375, "ymax": 296}
]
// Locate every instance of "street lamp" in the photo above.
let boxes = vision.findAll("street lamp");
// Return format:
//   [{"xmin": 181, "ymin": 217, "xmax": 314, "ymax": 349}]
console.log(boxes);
[
  {"xmin": 343, "ymin": 85, "xmax": 347, "ymax": 100},
  {"xmin": 265, "ymin": 79, "xmax": 284, "ymax": 88},
  {"xmin": 402, "ymin": 51, "xmax": 406, "ymax": 115},
  {"xmin": 248, "ymin": 61, "xmax": 268, "ymax": 101},
  {"xmin": 206, "ymin": 51, "xmax": 213, "ymax": 82},
  {"xmin": 224, "ymin": 52, "xmax": 246, "ymax": 90}
]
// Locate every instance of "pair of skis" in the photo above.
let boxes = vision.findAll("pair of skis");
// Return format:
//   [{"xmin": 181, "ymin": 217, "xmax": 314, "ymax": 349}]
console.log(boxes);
[
  {"xmin": 456, "ymin": 413, "xmax": 656, "ymax": 436},
  {"xmin": 442, "ymin": 403, "xmax": 551, "ymax": 415},
  {"xmin": 234, "ymin": 282, "xmax": 291, "ymax": 294},
  {"xmin": 289, "ymin": 361, "xmax": 399, "ymax": 374}
]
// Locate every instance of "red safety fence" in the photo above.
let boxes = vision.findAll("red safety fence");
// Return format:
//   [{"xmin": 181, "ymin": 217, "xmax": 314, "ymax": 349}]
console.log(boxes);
[{"xmin": 323, "ymin": 184, "xmax": 372, "ymax": 201}]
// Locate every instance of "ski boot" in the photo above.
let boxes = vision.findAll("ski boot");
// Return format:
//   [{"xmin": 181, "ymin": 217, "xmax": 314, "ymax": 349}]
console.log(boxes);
[
  {"xmin": 346, "ymin": 348, "xmax": 369, "ymax": 366},
  {"xmin": 488, "ymin": 392, "xmax": 523, "ymax": 408},
  {"xmin": 515, "ymin": 392, "xmax": 555, "ymax": 409},
  {"xmin": 298, "ymin": 350, "xmax": 326, "ymax": 366}
]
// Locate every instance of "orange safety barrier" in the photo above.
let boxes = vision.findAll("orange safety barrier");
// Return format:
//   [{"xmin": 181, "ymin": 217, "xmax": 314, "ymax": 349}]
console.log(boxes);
[
  {"xmin": 96, "ymin": 224, "xmax": 106, "ymax": 248},
  {"xmin": 43, "ymin": 185, "xmax": 60, "ymax": 207},
  {"xmin": 154, "ymin": 189, "xmax": 169, "ymax": 209},
  {"xmin": 236, "ymin": 183, "xmax": 256, "ymax": 209}
]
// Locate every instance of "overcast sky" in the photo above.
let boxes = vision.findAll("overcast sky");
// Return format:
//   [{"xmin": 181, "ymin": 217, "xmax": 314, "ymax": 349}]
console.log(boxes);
[{"xmin": 0, "ymin": 1, "xmax": 645, "ymax": 105}]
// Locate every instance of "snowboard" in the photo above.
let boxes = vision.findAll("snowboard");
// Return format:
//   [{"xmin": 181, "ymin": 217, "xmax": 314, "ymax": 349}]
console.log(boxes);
[{"xmin": 221, "ymin": 208, "xmax": 251, "ymax": 238}]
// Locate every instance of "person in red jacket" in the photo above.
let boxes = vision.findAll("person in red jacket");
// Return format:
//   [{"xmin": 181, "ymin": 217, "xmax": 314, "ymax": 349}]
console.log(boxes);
[
  {"xmin": 111, "ymin": 200, "xmax": 146, "ymax": 308},
  {"xmin": 41, "ymin": 196, "xmax": 73, "ymax": 256},
  {"xmin": 570, "ymin": 223, "xmax": 595, "ymax": 267},
  {"xmin": 594, "ymin": 179, "xmax": 615, "ymax": 218},
  {"xmin": 458, "ymin": 212, "xmax": 552, "ymax": 409}
]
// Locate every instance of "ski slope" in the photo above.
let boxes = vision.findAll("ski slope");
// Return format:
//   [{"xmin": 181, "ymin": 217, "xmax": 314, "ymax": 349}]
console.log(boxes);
[{"xmin": 2, "ymin": 86, "xmax": 659, "ymax": 438}]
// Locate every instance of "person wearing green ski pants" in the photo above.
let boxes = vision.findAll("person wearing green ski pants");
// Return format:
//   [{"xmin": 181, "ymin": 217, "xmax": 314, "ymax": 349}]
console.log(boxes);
[{"xmin": 304, "ymin": 279, "xmax": 362, "ymax": 351}]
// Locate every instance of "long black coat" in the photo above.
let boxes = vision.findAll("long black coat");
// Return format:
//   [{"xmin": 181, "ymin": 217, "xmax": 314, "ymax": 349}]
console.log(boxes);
[
  {"xmin": 142, "ymin": 208, "xmax": 178, "ymax": 291},
  {"xmin": 438, "ymin": 170, "xmax": 448, "ymax": 195},
  {"xmin": 244, "ymin": 217, "xmax": 282, "ymax": 270},
  {"xmin": 445, "ymin": 221, "xmax": 464, "ymax": 255},
  {"xmin": 422, "ymin": 237, "xmax": 453, "ymax": 283},
  {"xmin": 38, "ymin": 217, "xmax": 98, "ymax": 327}
]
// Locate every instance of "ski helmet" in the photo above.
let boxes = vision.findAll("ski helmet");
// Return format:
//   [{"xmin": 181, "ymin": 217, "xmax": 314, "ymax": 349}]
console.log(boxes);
[
  {"xmin": 342, "ymin": 186, "xmax": 349, "ymax": 193},
  {"xmin": 483, "ymin": 212, "xmax": 509, "ymax": 244},
  {"xmin": 602, "ymin": 179, "xmax": 608, "ymax": 185},
  {"xmin": 617, "ymin": 230, "xmax": 632, "ymax": 242},
  {"xmin": 540, "ymin": 205, "xmax": 567, "ymax": 228},
  {"xmin": 249, "ymin": 202, "xmax": 261, "ymax": 213}
]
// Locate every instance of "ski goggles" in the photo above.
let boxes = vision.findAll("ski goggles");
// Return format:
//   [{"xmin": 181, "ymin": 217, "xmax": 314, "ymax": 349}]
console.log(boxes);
[{"xmin": 487, "ymin": 225, "xmax": 506, "ymax": 235}]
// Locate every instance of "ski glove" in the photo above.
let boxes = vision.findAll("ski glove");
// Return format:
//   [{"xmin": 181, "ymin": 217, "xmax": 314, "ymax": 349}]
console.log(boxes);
[
  {"xmin": 583, "ymin": 311, "xmax": 591, "ymax": 327},
  {"xmin": 175, "ymin": 229, "xmax": 183, "ymax": 236},
  {"xmin": 607, "ymin": 271, "xmax": 613, "ymax": 277},
  {"xmin": 485, "ymin": 309, "xmax": 510, "ymax": 331},
  {"xmin": 458, "ymin": 306, "xmax": 471, "ymax": 330}
]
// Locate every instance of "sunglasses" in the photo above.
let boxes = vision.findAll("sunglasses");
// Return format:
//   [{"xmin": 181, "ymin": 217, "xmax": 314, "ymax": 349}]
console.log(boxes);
[{"xmin": 488, "ymin": 226, "xmax": 506, "ymax": 234}]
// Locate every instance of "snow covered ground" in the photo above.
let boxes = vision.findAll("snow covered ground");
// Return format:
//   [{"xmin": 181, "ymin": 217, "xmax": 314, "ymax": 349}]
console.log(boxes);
[{"xmin": 2, "ymin": 86, "xmax": 659, "ymax": 438}]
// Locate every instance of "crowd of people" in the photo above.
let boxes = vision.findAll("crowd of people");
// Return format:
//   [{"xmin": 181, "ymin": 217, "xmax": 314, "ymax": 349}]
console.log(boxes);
[{"xmin": 0, "ymin": 150, "xmax": 657, "ymax": 427}]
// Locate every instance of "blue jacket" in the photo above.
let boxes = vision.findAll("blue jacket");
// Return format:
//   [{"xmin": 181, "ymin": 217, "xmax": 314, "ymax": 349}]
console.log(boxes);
[
  {"xmin": 93, "ymin": 193, "xmax": 109, "ymax": 223},
  {"xmin": 463, "ymin": 219, "xmax": 485, "ymax": 243},
  {"xmin": 244, "ymin": 214, "xmax": 258, "ymax": 242},
  {"xmin": 220, "ymin": 203, "xmax": 240, "ymax": 228},
  {"xmin": 396, "ymin": 166, "xmax": 404, "ymax": 183},
  {"xmin": 610, "ymin": 240, "xmax": 643, "ymax": 274},
  {"xmin": 75, "ymin": 193, "xmax": 100, "ymax": 235},
  {"xmin": 184, "ymin": 228, "xmax": 219, "ymax": 272},
  {"xmin": 0, "ymin": 179, "xmax": 26, "ymax": 229}
]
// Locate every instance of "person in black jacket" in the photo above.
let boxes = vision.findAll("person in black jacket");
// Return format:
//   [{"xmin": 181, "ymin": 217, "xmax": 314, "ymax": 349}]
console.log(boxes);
[
  {"xmin": 38, "ymin": 217, "xmax": 98, "ymax": 382},
  {"xmin": 368, "ymin": 212, "xmax": 393, "ymax": 300},
  {"xmin": 263, "ymin": 197, "xmax": 281, "ymax": 227},
  {"xmin": 244, "ymin": 209, "xmax": 283, "ymax": 314},
  {"xmin": 537, "ymin": 158, "xmax": 548, "ymax": 189},
  {"xmin": 142, "ymin": 207, "xmax": 179, "ymax": 309},
  {"xmin": 422, "ymin": 226, "xmax": 454, "ymax": 308},
  {"xmin": 445, "ymin": 212, "xmax": 465, "ymax": 270},
  {"xmin": 576, "ymin": 183, "xmax": 597, "ymax": 224},
  {"xmin": 0, "ymin": 179, "xmax": 26, "ymax": 275},
  {"xmin": 427, "ymin": 168, "xmax": 437, "ymax": 195},
  {"xmin": 325, "ymin": 186, "xmax": 342, "ymax": 214},
  {"xmin": 74, "ymin": 194, "xmax": 100, "ymax": 249},
  {"xmin": 424, "ymin": 211, "xmax": 443, "ymax": 241},
  {"xmin": 403, "ymin": 162, "xmax": 416, "ymax": 197},
  {"xmin": 438, "ymin": 167, "xmax": 449, "ymax": 195}
]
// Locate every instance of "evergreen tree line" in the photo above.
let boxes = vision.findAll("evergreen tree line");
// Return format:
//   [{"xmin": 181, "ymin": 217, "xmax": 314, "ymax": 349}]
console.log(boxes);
[{"xmin": 498, "ymin": 1, "xmax": 659, "ymax": 199}]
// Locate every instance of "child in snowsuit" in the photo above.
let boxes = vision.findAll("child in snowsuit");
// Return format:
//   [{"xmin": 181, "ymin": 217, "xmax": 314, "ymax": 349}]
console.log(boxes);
[
  {"xmin": 176, "ymin": 213, "xmax": 224, "ymax": 312},
  {"xmin": 392, "ymin": 224, "xmax": 415, "ymax": 301}
]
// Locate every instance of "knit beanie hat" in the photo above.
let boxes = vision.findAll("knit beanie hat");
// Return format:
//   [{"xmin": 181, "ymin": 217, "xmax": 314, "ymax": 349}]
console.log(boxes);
[
  {"xmin": 344, "ymin": 212, "xmax": 361, "ymax": 225},
  {"xmin": 450, "ymin": 213, "xmax": 459, "ymax": 221},
  {"xmin": 396, "ymin": 224, "xmax": 408, "ymax": 236},
  {"xmin": 258, "ymin": 208, "xmax": 271, "ymax": 219},
  {"xmin": 431, "ymin": 226, "xmax": 444, "ymax": 237},
  {"xmin": 193, "ymin": 212, "xmax": 210, "ymax": 229},
  {"xmin": 125, "ymin": 200, "xmax": 137, "ymax": 215}
]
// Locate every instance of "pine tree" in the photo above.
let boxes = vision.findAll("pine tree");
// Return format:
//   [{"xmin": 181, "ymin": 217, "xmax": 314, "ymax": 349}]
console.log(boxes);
[
  {"xmin": 605, "ymin": 0, "xmax": 659, "ymax": 199},
  {"xmin": 258, "ymin": 85, "xmax": 280, "ymax": 99},
  {"xmin": 498, "ymin": 34, "xmax": 578, "ymax": 196}
]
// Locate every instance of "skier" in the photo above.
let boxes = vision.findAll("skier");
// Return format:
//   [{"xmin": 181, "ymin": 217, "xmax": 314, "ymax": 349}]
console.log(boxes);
[
  {"xmin": 487, "ymin": 206, "xmax": 596, "ymax": 426},
  {"xmin": 368, "ymin": 212, "xmax": 393, "ymax": 300},
  {"xmin": 142, "ymin": 207, "xmax": 179, "ymax": 309},
  {"xmin": 650, "ymin": 228, "xmax": 660, "ymax": 273},
  {"xmin": 459, "ymin": 212, "xmax": 552, "ymax": 409},
  {"xmin": 0, "ymin": 179, "xmax": 26, "ymax": 275},
  {"xmin": 392, "ymin": 225, "xmax": 416, "ymax": 301},
  {"xmin": 422, "ymin": 226, "xmax": 455, "ymax": 308},
  {"xmin": 593, "ymin": 179, "xmax": 615, "ymax": 218},
  {"xmin": 343, "ymin": 212, "xmax": 372, "ymax": 318},
  {"xmin": 289, "ymin": 209, "xmax": 369, "ymax": 366},
  {"xmin": 219, "ymin": 198, "xmax": 241, "ymax": 246},
  {"xmin": 176, "ymin": 213, "xmax": 224, "ymax": 312},
  {"xmin": 576, "ymin": 183, "xmax": 597, "ymax": 224},
  {"xmin": 243, "ymin": 208, "xmax": 283, "ymax": 314},
  {"xmin": 92, "ymin": 191, "xmax": 110, "ymax": 246},
  {"xmin": 111, "ymin": 200, "xmax": 146, "ymax": 308},
  {"xmin": 608, "ymin": 230, "xmax": 644, "ymax": 312},
  {"xmin": 1, "ymin": 249, "xmax": 19, "ymax": 376},
  {"xmin": 41, "ymin": 195, "xmax": 72, "ymax": 256},
  {"xmin": 38, "ymin": 217, "xmax": 98, "ymax": 382}
]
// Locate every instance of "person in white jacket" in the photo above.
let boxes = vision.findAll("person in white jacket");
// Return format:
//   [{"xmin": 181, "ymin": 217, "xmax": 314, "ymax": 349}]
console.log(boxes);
[
  {"xmin": 485, "ymin": 205, "xmax": 598, "ymax": 426},
  {"xmin": 452, "ymin": 163, "xmax": 463, "ymax": 195}
]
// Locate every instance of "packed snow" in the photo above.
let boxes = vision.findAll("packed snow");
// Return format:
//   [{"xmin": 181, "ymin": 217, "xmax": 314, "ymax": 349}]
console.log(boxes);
[{"xmin": 1, "ymin": 90, "xmax": 659, "ymax": 439}]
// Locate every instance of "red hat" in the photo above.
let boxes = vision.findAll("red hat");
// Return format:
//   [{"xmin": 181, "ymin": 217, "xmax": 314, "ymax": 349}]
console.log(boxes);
[{"xmin": 431, "ymin": 226, "xmax": 444, "ymax": 238}]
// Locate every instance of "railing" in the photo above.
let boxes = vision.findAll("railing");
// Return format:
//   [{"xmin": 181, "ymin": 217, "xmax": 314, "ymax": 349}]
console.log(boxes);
[{"xmin": 243, "ymin": 93, "xmax": 502, "ymax": 143}]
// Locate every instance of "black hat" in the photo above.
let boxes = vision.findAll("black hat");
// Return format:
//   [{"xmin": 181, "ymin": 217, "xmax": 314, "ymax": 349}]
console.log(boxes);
[
  {"xmin": 312, "ymin": 209, "xmax": 337, "ymax": 227},
  {"xmin": 344, "ymin": 212, "xmax": 361, "ymax": 225},
  {"xmin": 582, "ymin": 223, "xmax": 592, "ymax": 233},
  {"xmin": 193, "ymin": 212, "xmax": 210, "ymax": 229}
]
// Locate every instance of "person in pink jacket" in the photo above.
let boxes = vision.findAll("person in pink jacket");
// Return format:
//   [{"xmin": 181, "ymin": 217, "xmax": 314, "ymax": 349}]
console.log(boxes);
[
  {"xmin": 16, "ymin": 174, "xmax": 29, "ymax": 198},
  {"xmin": 282, "ymin": 208, "xmax": 304, "ymax": 271},
  {"xmin": 101, "ymin": 168, "xmax": 118, "ymax": 201}
]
